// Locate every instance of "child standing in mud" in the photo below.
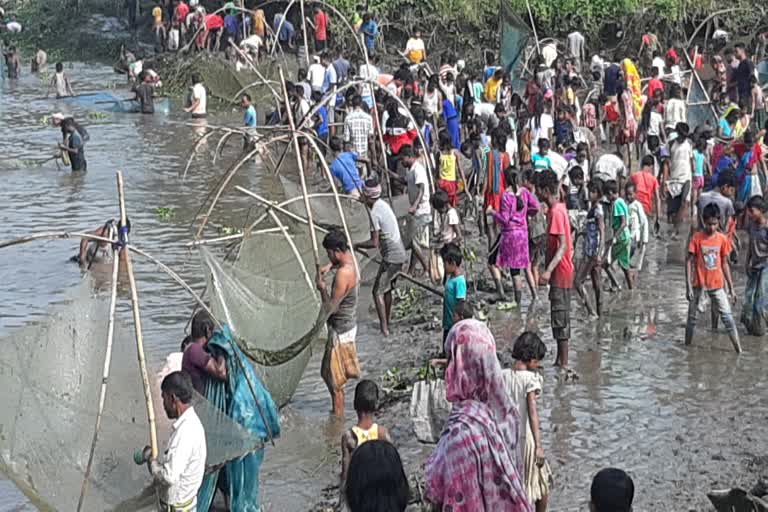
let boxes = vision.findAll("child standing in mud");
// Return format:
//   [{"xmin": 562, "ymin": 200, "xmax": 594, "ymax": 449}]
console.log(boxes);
[
  {"xmin": 340, "ymin": 380, "xmax": 390, "ymax": 510},
  {"xmin": 503, "ymin": 331, "xmax": 552, "ymax": 512},
  {"xmin": 685, "ymin": 203, "xmax": 741, "ymax": 352},
  {"xmin": 440, "ymin": 243, "xmax": 466, "ymax": 349}
]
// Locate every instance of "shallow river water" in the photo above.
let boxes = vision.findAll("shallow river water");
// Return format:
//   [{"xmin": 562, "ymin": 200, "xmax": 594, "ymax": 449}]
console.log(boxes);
[{"xmin": 1, "ymin": 63, "xmax": 767, "ymax": 511}]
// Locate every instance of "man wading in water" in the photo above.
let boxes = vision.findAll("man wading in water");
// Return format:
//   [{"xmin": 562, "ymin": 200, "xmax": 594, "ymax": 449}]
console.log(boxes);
[{"xmin": 317, "ymin": 229, "xmax": 360, "ymax": 416}]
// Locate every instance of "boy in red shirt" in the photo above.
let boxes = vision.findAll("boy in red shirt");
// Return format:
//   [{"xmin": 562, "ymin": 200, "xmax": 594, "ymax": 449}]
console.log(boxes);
[
  {"xmin": 685, "ymin": 203, "xmax": 741, "ymax": 352},
  {"xmin": 629, "ymin": 155, "xmax": 661, "ymax": 232},
  {"xmin": 313, "ymin": 6, "xmax": 329, "ymax": 51},
  {"xmin": 646, "ymin": 67, "xmax": 664, "ymax": 100},
  {"xmin": 536, "ymin": 169, "xmax": 575, "ymax": 367}
]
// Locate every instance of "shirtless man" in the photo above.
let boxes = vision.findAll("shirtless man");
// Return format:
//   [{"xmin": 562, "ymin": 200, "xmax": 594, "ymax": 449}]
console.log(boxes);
[
  {"xmin": 74, "ymin": 218, "xmax": 130, "ymax": 267},
  {"xmin": 317, "ymin": 229, "xmax": 359, "ymax": 416}
]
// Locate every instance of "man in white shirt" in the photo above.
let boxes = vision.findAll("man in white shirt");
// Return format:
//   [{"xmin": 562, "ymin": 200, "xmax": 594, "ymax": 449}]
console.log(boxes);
[
  {"xmin": 358, "ymin": 60, "xmax": 379, "ymax": 109},
  {"xmin": 307, "ymin": 55, "xmax": 325, "ymax": 92},
  {"xmin": 567, "ymin": 30, "xmax": 585, "ymax": 71},
  {"xmin": 184, "ymin": 73, "xmax": 207, "ymax": 118},
  {"xmin": 652, "ymin": 52, "xmax": 666, "ymax": 79},
  {"xmin": 147, "ymin": 371, "xmax": 206, "ymax": 512},
  {"xmin": 400, "ymin": 144, "xmax": 431, "ymax": 275},
  {"xmin": 6, "ymin": 16, "xmax": 22, "ymax": 33},
  {"xmin": 593, "ymin": 152, "xmax": 628, "ymax": 186}
]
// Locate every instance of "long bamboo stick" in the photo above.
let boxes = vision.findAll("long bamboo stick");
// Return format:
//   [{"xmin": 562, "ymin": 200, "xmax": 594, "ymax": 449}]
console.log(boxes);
[
  {"xmin": 299, "ymin": 0, "xmax": 310, "ymax": 67},
  {"xmin": 0, "ymin": 231, "xmax": 115, "ymax": 250},
  {"xmin": 297, "ymin": 132, "xmax": 360, "ymax": 276},
  {"xmin": 361, "ymin": 36, "xmax": 393, "ymax": 204},
  {"xmin": 76, "ymin": 226, "xmax": 120, "ymax": 512},
  {"xmin": 116, "ymin": 171, "xmax": 159, "ymax": 463},
  {"xmin": 268, "ymin": 210, "xmax": 316, "ymax": 295},
  {"xmin": 279, "ymin": 69, "xmax": 321, "ymax": 270}
]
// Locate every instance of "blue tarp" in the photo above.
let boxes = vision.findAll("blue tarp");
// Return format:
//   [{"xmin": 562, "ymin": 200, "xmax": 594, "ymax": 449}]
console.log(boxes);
[{"xmin": 197, "ymin": 325, "xmax": 281, "ymax": 512}]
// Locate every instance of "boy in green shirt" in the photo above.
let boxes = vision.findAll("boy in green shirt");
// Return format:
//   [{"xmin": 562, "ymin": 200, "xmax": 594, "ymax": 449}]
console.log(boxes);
[
  {"xmin": 603, "ymin": 179, "xmax": 634, "ymax": 290},
  {"xmin": 440, "ymin": 243, "xmax": 467, "ymax": 350}
]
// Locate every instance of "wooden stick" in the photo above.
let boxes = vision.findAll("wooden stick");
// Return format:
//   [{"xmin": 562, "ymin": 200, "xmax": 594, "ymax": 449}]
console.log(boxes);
[
  {"xmin": 361, "ymin": 35, "xmax": 394, "ymax": 204},
  {"xmin": 0, "ymin": 231, "xmax": 115, "ymax": 250},
  {"xmin": 525, "ymin": 0, "xmax": 541, "ymax": 55},
  {"xmin": 237, "ymin": 186, "xmax": 330, "ymax": 234},
  {"xmin": 279, "ymin": 69, "xmax": 321, "ymax": 270},
  {"xmin": 182, "ymin": 130, "xmax": 216, "ymax": 180},
  {"xmin": 299, "ymin": 0, "xmax": 310, "ymax": 67},
  {"xmin": 394, "ymin": 271, "xmax": 443, "ymax": 297},
  {"xmin": 185, "ymin": 227, "xmax": 283, "ymax": 247},
  {"xmin": 268, "ymin": 210, "xmax": 316, "ymax": 295},
  {"xmin": 116, "ymin": 171, "xmax": 159, "ymax": 462},
  {"xmin": 76, "ymin": 227, "xmax": 120, "ymax": 512},
  {"xmin": 297, "ymin": 132, "xmax": 361, "ymax": 276},
  {"xmin": 193, "ymin": 145, "xmax": 264, "ymax": 239}
]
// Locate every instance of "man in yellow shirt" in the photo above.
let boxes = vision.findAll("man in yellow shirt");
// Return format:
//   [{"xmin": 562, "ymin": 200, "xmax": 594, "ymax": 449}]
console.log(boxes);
[
  {"xmin": 484, "ymin": 69, "xmax": 503, "ymax": 103},
  {"xmin": 404, "ymin": 31, "xmax": 426, "ymax": 64}
]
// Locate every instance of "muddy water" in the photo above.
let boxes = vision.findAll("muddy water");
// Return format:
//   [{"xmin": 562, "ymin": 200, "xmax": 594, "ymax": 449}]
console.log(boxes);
[{"xmin": 1, "ymin": 64, "xmax": 767, "ymax": 511}]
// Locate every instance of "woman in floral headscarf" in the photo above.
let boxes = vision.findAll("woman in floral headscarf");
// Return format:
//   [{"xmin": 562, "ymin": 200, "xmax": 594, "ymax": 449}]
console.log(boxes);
[{"xmin": 425, "ymin": 320, "xmax": 531, "ymax": 512}]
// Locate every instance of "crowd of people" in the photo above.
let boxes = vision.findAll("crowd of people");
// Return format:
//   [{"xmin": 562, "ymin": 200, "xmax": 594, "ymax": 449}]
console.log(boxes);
[{"xmin": 5, "ymin": 1, "xmax": 768, "ymax": 508}]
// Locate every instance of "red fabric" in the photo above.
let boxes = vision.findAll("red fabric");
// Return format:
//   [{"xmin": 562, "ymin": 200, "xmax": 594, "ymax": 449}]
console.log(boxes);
[
  {"xmin": 630, "ymin": 171, "xmax": 659, "ymax": 216},
  {"xmin": 314, "ymin": 10, "xmax": 328, "ymax": 41},
  {"xmin": 647, "ymin": 78, "xmax": 664, "ymax": 99},
  {"xmin": 383, "ymin": 128, "xmax": 417, "ymax": 155},
  {"xmin": 604, "ymin": 101, "xmax": 619, "ymax": 123},
  {"xmin": 174, "ymin": 2, "xmax": 189, "ymax": 22},
  {"xmin": 205, "ymin": 14, "xmax": 224, "ymax": 30},
  {"xmin": 438, "ymin": 179, "xmax": 459, "ymax": 206},
  {"xmin": 546, "ymin": 202, "xmax": 574, "ymax": 289},
  {"xmin": 666, "ymin": 47, "xmax": 679, "ymax": 64}
]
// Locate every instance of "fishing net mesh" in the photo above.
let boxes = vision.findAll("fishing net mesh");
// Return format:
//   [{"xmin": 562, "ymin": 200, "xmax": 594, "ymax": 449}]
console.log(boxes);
[
  {"xmin": 0, "ymin": 278, "xmax": 264, "ymax": 511},
  {"xmin": 199, "ymin": 233, "xmax": 325, "ymax": 408}
]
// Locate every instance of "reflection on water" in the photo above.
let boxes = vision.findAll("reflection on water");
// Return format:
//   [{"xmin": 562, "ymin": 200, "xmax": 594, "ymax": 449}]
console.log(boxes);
[{"xmin": 1, "ymin": 64, "xmax": 768, "ymax": 511}]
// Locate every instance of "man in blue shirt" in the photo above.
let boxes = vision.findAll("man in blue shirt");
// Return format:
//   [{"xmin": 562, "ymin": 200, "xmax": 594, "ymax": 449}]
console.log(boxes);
[
  {"xmin": 360, "ymin": 13, "xmax": 377, "ymax": 55},
  {"xmin": 242, "ymin": 93, "xmax": 257, "ymax": 127},
  {"xmin": 312, "ymin": 91, "xmax": 329, "ymax": 144},
  {"xmin": 329, "ymin": 136, "xmax": 365, "ymax": 198}
]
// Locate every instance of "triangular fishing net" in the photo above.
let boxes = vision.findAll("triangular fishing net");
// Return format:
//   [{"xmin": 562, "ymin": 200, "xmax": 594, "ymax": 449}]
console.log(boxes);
[
  {"xmin": 687, "ymin": 71, "xmax": 715, "ymax": 130},
  {"xmin": 278, "ymin": 174, "xmax": 412, "ymax": 243},
  {"xmin": 0, "ymin": 278, "xmax": 269, "ymax": 511},
  {"xmin": 200, "ymin": 233, "xmax": 327, "ymax": 407}
]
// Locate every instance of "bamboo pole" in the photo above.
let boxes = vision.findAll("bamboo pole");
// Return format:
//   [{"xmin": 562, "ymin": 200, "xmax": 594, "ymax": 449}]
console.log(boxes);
[
  {"xmin": 297, "ymin": 132, "xmax": 360, "ymax": 276},
  {"xmin": 238, "ymin": 186, "xmax": 330, "ymax": 234},
  {"xmin": 185, "ymin": 227, "xmax": 283, "ymax": 247},
  {"xmin": 268, "ymin": 210, "xmax": 316, "ymax": 295},
  {"xmin": 193, "ymin": 145, "xmax": 263, "ymax": 239},
  {"xmin": 299, "ymin": 0, "xmax": 310, "ymax": 67},
  {"xmin": 279, "ymin": 68, "xmax": 321, "ymax": 270},
  {"xmin": 182, "ymin": 130, "xmax": 216, "ymax": 179},
  {"xmin": 116, "ymin": 171, "xmax": 159, "ymax": 463},
  {"xmin": 525, "ymin": 0, "xmax": 541, "ymax": 56},
  {"xmin": 361, "ymin": 35, "xmax": 394, "ymax": 204},
  {"xmin": 0, "ymin": 231, "xmax": 116, "ymax": 250},
  {"xmin": 76, "ymin": 226, "xmax": 120, "ymax": 512}
]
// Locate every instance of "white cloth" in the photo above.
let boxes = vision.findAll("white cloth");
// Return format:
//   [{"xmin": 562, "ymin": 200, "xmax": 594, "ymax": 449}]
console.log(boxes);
[
  {"xmin": 6, "ymin": 21, "xmax": 22, "ymax": 32},
  {"xmin": 358, "ymin": 63, "xmax": 378, "ymax": 99},
  {"xmin": 308, "ymin": 62, "xmax": 326, "ymax": 91},
  {"xmin": 542, "ymin": 43, "xmax": 557, "ymax": 68},
  {"xmin": 151, "ymin": 407, "xmax": 207, "ymax": 507},
  {"xmin": 652, "ymin": 57, "xmax": 666, "ymax": 78},
  {"xmin": 567, "ymin": 31, "xmax": 585, "ymax": 61},
  {"xmin": 405, "ymin": 37, "xmax": 425, "ymax": 58},
  {"xmin": 648, "ymin": 110, "xmax": 664, "ymax": 136},
  {"xmin": 628, "ymin": 200, "xmax": 649, "ymax": 244},
  {"xmin": 593, "ymin": 153, "xmax": 627, "ymax": 182},
  {"xmin": 438, "ymin": 207, "xmax": 461, "ymax": 244},
  {"xmin": 527, "ymin": 113, "xmax": 554, "ymax": 154},
  {"xmin": 407, "ymin": 160, "xmax": 431, "ymax": 216},
  {"xmin": 665, "ymin": 98, "xmax": 687, "ymax": 129},
  {"xmin": 191, "ymin": 83, "xmax": 207, "ymax": 115},
  {"xmin": 669, "ymin": 64, "xmax": 682, "ymax": 85},
  {"xmin": 156, "ymin": 352, "xmax": 183, "ymax": 388},
  {"xmin": 168, "ymin": 28, "xmax": 180, "ymax": 50},
  {"xmin": 669, "ymin": 139, "xmax": 693, "ymax": 183}
]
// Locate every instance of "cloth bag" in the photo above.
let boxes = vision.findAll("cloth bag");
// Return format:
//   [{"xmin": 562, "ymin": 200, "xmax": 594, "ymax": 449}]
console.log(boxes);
[{"xmin": 409, "ymin": 366, "xmax": 451, "ymax": 443}]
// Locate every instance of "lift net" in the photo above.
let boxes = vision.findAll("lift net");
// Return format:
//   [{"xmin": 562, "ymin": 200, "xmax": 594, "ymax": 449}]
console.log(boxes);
[
  {"xmin": 199, "ymin": 233, "xmax": 326, "ymax": 408},
  {"xmin": 0, "ymin": 278, "xmax": 264, "ymax": 511}
]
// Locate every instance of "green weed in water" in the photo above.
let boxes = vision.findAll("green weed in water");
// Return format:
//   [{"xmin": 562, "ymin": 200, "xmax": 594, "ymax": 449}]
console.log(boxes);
[
  {"xmin": 155, "ymin": 207, "xmax": 175, "ymax": 221},
  {"xmin": 87, "ymin": 111, "xmax": 109, "ymax": 120}
]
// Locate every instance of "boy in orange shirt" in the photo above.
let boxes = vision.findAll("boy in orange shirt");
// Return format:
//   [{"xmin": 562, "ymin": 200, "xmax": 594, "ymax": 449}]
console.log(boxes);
[{"xmin": 685, "ymin": 203, "xmax": 741, "ymax": 352}]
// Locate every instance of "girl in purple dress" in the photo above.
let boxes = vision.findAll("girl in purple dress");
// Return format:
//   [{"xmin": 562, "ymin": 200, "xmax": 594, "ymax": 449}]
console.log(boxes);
[{"xmin": 486, "ymin": 166, "xmax": 540, "ymax": 304}]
